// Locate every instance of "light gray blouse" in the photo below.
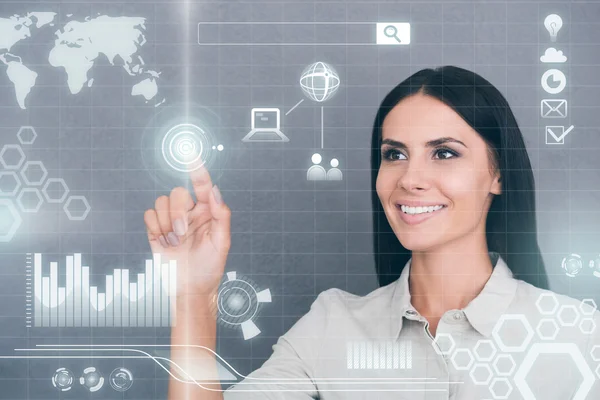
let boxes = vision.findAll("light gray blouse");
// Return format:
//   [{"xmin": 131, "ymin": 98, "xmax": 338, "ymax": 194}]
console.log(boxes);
[{"xmin": 224, "ymin": 253, "xmax": 600, "ymax": 399}]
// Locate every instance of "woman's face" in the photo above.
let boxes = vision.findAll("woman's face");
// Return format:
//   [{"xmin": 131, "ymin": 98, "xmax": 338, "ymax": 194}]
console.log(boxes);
[{"xmin": 376, "ymin": 93, "xmax": 502, "ymax": 252}]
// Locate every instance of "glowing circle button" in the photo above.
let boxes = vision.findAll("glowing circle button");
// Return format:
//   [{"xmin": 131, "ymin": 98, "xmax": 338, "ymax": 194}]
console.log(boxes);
[{"xmin": 162, "ymin": 123, "xmax": 208, "ymax": 172}]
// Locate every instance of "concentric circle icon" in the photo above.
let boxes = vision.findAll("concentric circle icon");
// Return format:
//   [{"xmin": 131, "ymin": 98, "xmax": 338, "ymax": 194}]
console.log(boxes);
[
  {"xmin": 79, "ymin": 367, "xmax": 104, "ymax": 392},
  {"xmin": 162, "ymin": 123, "xmax": 208, "ymax": 172},
  {"xmin": 52, "ymin": 368, "xmax": 74, "ymax": 391},
  {"xmin": 109, "ymin": 367, "xmax": 134, "ymax": 392},
  {"xmin": 217, "ymin": 271, "xmax": 272, "ymax": 340}
]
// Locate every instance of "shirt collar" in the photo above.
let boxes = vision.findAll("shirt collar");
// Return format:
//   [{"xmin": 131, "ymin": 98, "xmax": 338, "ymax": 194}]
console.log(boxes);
[{"xmin": 390, "ymin": 252, "xmax": 519, "ymax": 338}]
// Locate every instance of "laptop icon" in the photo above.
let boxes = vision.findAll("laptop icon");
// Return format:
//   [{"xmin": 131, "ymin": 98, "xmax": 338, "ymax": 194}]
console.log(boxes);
[{"xmin": 242, "ymin": 108, "xmax": 289, "ymax": 143}]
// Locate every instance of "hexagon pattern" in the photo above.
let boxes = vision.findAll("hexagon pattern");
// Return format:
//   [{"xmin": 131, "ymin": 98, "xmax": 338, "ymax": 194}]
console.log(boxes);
[
  {"xmin": 492, "ymin": 354, "xmax": 516, "ymax": 376},
  {"xmin": 514, "ymin": 343, "xmax": 595, "ymax": 400},
  {"xmin": 489, "ymin": 377, "xmax": 513, "ymax": 400},
  {"xmin": 17, "ymin": 188, "xmax": 43, "ymax": 213},
  {"xmin": 535, "ymin": 318, "xmax": 559, "ymax": 341},
  {"xmin": 578, "ymin": 317, "xmax": 596, "ymax": 335},
  {"xmin": 557, "ymin": 304, "xmax": 580, "ymax": 327},
  {"xmin": 17, "ymin": 126, "xmax": 37, "ymax": 145},
  {"xmin": 63, "ymin": 195, "xmax": 91, "ymax": 221},
  {"xmin": 579, "ymin": 299, "xmax": 597, "ymax": 316},
  {"xmin": 0, "ymin": 131, "xmax": 90, "ymax": 240},
  {"xmin": 474, "ymin": 339, "xmax": 497, "ymax": 362},
  {"xmin": 0, "ymin": 171, "xmax": 21, "ymax": 197},
  {"xmin": 469, "ymin": 363, "xmax": 493, "ymax": 385},
  {"xmin": 492, "ymin": 314, "xmax": 534, "ymax": 353},
  {"xmin": 42, "ymin": 178, "xmax": 69, "ymax": 203},
  {"xmin": 432, "ymin": 332, "xmax": 456, "ymax": 356},
  {"xmin": 535, "ymin": 292, "xmax": 559, "ymax": 315},
  {"xmin": 20, "ymin": 161, "xmax": 48, "ymax": 186},
  {"xmin": 0, "ymin": 144, "xmax": 25, "ymax": 170},
  {"xmin": 450, "ymin": 348, "xmax": 474, "ymax": 371}
]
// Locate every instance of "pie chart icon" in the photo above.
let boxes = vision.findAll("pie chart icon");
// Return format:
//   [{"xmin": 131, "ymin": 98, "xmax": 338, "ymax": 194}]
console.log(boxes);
[{"xmin": 541, "ymin": 69, "xmax": 566, "ymax": 94}]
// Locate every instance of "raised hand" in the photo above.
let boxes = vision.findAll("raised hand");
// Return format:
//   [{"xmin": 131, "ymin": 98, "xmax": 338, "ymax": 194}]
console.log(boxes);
[{"xmin": 143, "ymin": 165, "xmax": 231, "ymax": 298}]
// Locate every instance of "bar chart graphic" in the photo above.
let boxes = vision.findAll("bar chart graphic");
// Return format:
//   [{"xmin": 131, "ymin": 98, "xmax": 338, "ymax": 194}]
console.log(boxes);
[
  {"xmin": 346, "ymin": 340, "xmax": 413, "ymax": 370},
  {"xmin": 29, "ymin": 253, "xmax": 177, "ymax": 327}
]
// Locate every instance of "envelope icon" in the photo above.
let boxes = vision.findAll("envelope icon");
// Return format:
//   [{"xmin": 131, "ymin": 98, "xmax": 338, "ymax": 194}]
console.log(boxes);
[{"xmin": 541, "ymin": 99, "xmax": 567, "ymax": 118}]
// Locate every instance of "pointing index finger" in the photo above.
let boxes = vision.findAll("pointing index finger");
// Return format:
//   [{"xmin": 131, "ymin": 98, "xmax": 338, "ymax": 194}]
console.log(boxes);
[{"xmin": 189, "ymin": 163, "xmax": 213, "ymax": 204}]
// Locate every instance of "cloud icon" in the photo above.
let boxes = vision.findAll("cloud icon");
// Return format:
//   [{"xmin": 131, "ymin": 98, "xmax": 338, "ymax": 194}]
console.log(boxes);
[{"xmin": 540, "ymin": 48, "xmax": 567, "ymax": 63}]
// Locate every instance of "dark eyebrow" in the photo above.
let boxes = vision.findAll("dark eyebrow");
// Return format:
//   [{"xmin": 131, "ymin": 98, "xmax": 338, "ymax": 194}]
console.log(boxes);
[{"xmin": 381, "ymin": 136, "xmax": 468, "ymax": 149}]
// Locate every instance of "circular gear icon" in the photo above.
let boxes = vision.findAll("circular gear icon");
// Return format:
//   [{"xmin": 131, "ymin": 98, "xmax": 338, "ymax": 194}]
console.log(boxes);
[
  {"xmin": 109, "ymin": 367, "xmax": 134, "ymax": 392},
  {"xmin": 217, "ymin": 271, "xmax": 272, "ymax": 340},
  {"xmin": 52, "ymin": 368, "xmax": 74, "ymax": 391}
]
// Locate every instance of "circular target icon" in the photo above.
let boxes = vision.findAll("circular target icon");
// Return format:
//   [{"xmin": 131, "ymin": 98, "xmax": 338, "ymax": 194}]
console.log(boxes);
[
  {"xmin": 52, "ymin": 368, "xmax": 74, "ymax": 391},
  {"xmin": 79, "ymin": 367, "xmax": 104, "ymax": 392},
  {"xmin": 162, "ymin": 123, "xmax": 208, "ymax": 172},
  {"xmin": 217, "ymin": 271, "xmax": 272, "ymax": 340},
  {"xmin": 109, "ymin": 367, "xmax": 133, "ymax": 392}
]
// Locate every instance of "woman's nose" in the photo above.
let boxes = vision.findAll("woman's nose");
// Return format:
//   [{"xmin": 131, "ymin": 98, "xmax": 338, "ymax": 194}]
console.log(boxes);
[{"xmin": 396, "ymin": 161, "xmax": 431, "ymax": 191}]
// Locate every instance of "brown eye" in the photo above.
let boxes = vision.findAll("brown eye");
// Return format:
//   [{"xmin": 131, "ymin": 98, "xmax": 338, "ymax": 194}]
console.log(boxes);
[
  {"xmin": 382, "ymin": 148, "xmax": 406, "ymax": 161},
  {"xmin": 434, "ymin": 148, "xmax": 459, "ymax": 160}
]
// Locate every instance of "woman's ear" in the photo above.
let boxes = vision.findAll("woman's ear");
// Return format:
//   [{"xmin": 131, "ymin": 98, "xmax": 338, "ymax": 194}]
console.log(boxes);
[{"xmin": 491, "ymin": 173, "xmax": 502, "ymax": 195}]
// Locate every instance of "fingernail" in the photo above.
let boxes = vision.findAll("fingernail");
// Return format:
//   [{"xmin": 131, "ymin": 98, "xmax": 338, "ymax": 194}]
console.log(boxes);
[
  {"xmin": 173, "ymin": 218, "xmax": 187, "ymax": 236},
  {"xmin": 212, "ymin": 185, "xmax": 222, "ymax": 204},
  {"xmin": 158, "ymin": 235, "xmax": 169, "ymax": 248},
  {"xmin": 167, "ymin": 232, "xmax": 180, "ymax": 246}
]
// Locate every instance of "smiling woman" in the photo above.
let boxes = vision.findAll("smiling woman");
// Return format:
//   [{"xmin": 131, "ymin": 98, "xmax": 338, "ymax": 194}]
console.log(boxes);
[
  {"xmin": 154, "ymin": 66, "xmax": 600, "ymax": 400},
  {"xmin": 371, "ymin": 66, "xmax": 548, "ymax": 293}
]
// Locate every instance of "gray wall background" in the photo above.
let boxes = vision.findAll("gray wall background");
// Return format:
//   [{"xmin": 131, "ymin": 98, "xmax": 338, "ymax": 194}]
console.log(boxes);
[{"xmin": 0, "ymin": 0, "xmax": 599, "ymax": 398}]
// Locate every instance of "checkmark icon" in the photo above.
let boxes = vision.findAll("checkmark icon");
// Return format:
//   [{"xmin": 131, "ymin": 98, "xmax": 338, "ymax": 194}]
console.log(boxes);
[{"xmin": 545, "ymin": 125, "xmax": 574, "ymax": 145}]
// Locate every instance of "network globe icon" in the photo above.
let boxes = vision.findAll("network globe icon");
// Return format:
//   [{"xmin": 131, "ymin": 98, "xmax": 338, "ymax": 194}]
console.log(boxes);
[{"xmin": 299, "ymin": 61, "xmax": 340, "ymax": 103}]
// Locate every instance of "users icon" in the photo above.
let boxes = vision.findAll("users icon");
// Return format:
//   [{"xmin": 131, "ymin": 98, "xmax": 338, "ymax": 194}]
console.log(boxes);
[{"xmin": 307, "ymin": 153, "xmax": 343, "ymax": 181}]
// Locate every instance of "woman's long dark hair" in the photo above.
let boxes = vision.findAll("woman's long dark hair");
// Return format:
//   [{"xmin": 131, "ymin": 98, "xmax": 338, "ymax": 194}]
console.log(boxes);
[{"xmin": 371, "ymin": 66, "xmax": 549, "ymax": 290}]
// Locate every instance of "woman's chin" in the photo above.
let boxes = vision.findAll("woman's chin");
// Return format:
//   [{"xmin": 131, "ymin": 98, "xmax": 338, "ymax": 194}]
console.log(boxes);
[{"xmin": 397, "ymin": 234, "xmax": 441, "ymax": 252}]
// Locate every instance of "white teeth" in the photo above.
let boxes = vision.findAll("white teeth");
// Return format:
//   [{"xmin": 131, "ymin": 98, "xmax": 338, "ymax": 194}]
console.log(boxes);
[{"xmin": 400, "ymin": 204, "xmax": 444, "ymax": 215}]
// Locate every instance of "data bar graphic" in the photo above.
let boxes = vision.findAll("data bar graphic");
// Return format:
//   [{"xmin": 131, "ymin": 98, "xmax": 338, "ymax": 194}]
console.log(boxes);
[
  {"xmin": 346, "ymin": 340, "xmax": 413, "ymax": 370},
  {"xmin": 31, "ymin": 253, "xmax": 177, "ymax": 328}
]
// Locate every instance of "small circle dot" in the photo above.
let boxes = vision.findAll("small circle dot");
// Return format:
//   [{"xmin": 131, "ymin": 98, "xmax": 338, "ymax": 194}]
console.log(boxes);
[
  {"xmin": 330, "ymin": 158, "xmax": 339, "ymax": 168},
  {"xmin": 311, "ymin": 153, "xmax": 322, "ymax": 164}
]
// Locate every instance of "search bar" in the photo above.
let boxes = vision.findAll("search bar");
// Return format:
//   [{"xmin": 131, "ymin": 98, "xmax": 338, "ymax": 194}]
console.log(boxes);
[{"xmin": 197, "ymin": 21, "xmax": 410, "ymax": 46}]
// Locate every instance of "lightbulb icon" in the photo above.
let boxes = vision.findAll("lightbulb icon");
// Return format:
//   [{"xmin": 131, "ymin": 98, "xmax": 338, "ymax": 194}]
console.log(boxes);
[{"xmin": 544, "ymin": 14, "xmax": 563, "ymax": 42}]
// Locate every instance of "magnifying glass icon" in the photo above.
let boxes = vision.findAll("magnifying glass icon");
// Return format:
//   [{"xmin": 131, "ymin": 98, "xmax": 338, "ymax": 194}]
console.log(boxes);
[{"xmin": 384, "ymin": 25, "xmax": 402, "ymax": 43}]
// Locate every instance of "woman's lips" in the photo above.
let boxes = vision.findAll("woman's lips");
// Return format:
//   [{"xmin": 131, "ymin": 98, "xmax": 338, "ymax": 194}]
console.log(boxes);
[{"xmin": 396, "ymin": 204, "xmax": 447, "ymax": 226}]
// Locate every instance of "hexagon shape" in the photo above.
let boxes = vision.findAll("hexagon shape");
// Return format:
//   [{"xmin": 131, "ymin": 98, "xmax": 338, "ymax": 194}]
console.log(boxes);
[
  {"xmin": 42, "ymin": 178, "xmax": 69, "ymax": 203},
  {"xmin": 450, "ymin": 348, "xmax": 474, "ymax": 371},
  {"xmin": 535, "ymin": 292, "xmax": 559, "ymax": 315},
  {"xmin": 489, "ymin": 377, "xmax": 513, "ymax": 399},
  {"xmin": 474, "ymin": 339, "xmax": 497, "ymax": 362},
  {"xmin": 492, "ymin": 354, "xmax": 516, "ymax": 376},
  {"xmin": 0, "ymin": 198, "xmax": 22, "ymax": 242},
  {"xmin": 595, "ymin": 364, "xmax": 600, "ymax": 379},
  {"xmin": 0, "ymin": 171, "xmax": 21, "ymax": 197},
  {"xmin": 557, "ymin": 304, "xmax": 580, "ymax": 327},
  {"xmin": 590, "ymin": 345, "xmax": 600, "ymax": 362},
  {"xmin": 20, "ymin": 161, "xmax": 48, "ymax": 186},
  {"xmin": 579, "ymin": 317, "xmax": 596, "ymax": 335},
  {"xmin": 492, "ymin": 314, "xmax": 534, "ymax": 353},
  {"xmin": 17, "ymin": 188, "xmax": 43, "ymax": 213},
  {"xmin": 432, "ymin": 332, "xmax": 456, "ymax": 356},
  {"xmin": 469, "ymin": 363, "xmax": 493, "ymax": 385},
  {"xmin": 536, "ymin": 318, "xmax": 559, "ymax": 340},
  {"xmin": 514, "ymin": 343, "xmax": 594, "ymax": 400},
  {"xmin": 63, "ymin": 195, "xmax": 90, "ymax": 221},
  {"xmin": 17, "ymin": 126, "xmax": 37, "ymax": 144},
  {"xmin": 579, "ymin": 299, "xmax": 597, "ymax": 316},
  {"xmin": 0, "ymin": 144, "xmax": 25, "ymax": 170}
]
